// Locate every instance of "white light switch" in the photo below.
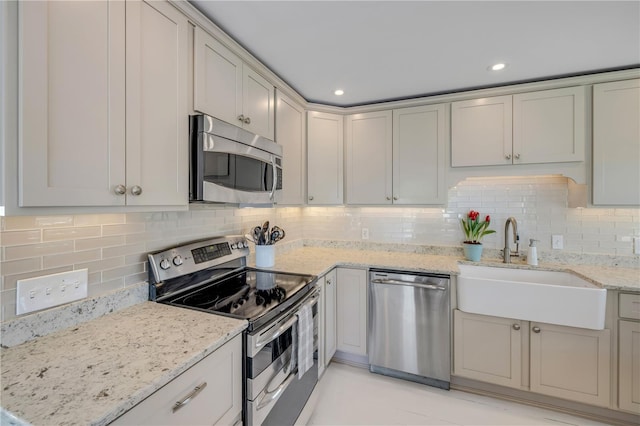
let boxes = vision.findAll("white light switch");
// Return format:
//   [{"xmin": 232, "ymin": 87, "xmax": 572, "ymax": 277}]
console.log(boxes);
[{"xmin": 16, "ymin": 269, "xmax": 88, "ymax": 315}]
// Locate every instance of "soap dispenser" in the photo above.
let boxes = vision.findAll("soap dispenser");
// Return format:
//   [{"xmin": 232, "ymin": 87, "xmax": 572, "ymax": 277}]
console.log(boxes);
[{"xmin": 527, "ymin": 239, "xmax": 539, "ymax": 266}]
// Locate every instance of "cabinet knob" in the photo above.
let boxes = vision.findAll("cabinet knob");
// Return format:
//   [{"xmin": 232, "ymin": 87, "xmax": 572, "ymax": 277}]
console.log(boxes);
[
  {"xmin": 243, "ymin": 116, "xmax": 251, "ymax": 125},
  {"xmin": 326, "ymin": 279, "xmax": 332, "ymax": 286},
  {"xmin": 114, "ymin": 184, "xmax": 126, "ymax": 195},
  {"xmin": 514, "ymin": 153, "xmax": 521, "ymax": 160},
  {"xmin": 309, "ymin": 196, "xmax": 314, "ymax": 201},
  {"xmin": 130, "ymin": 185, "xmax": 143, "ymax": 196},
  {"xmin": 532, "ymin": 326, "xmax": 541, "ymax": 333},
  {"xmin": 386, "ymin": 197, "xmax": 391, "ymax": 201},
  {"xmin": 512, "ymin": 324, "xmax": 521, "ymax": 331},
  {"xmin": 237, "ymin": 114, "xmax": 245, "ymax": 122},
  {"xmin": 505, "ymin": 154, "xmax": 512, "ymax": 160},
  {"xmin": 393, "ymin": 196, "xmax": 398, "ymax": 201}
]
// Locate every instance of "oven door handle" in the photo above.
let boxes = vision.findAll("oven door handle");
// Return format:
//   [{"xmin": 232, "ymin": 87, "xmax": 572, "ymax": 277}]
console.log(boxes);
[
  {"xmin": 257, "ymin": 368, "xmax": 298, "ymax": 411},
  {"xmin": 255, "ymin": 314, "xmax": 298, "ymax": 350}
]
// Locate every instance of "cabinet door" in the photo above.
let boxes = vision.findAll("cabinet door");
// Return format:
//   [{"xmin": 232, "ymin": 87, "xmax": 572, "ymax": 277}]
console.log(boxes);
[
  {"xmin": 275, "ymin": 91, "xmax": 305, "ymax": 205},
  {"xmin": 453, "ymin": 310, "xmax": 523, "ymax": 389},
  {"xmin": 243, "ymin": 67, "xmax": 275, "ymax": 140},
  {"xmin": 593, "ymin": 79, "xmax": 640, "ymax": 206},
  {"xmin": 193, "ymin": 26, "xmax": 243, "ymax": 128},
  {"xmin": 451, "ymin": 95, "xmax": 512, "ymax": 167},
  {"xmin": 393, "ymin": 104, "xmax": 446, "ymax": 204},
  {"xmin": 113, "ymin": 334, "xmax": 243, "ymax": 426},
  {"xmin": 530, "ymin": 322, "xmax": 610, "ymax": 407},
  {"xmin": 618, "ymin": 320, "xmax": 640, "ymax": 414},
  {"xmin": 125, "ymin": 0, "xmax": 189, "ymax": 206},
  {"xmin": 513, "ymin": 86, "xmax": 585, "ymax": 164},
  {"xmin": 336, "ymin": 268, "xmax": 367, "ymax": 356},
  {"xmin": 307, "ymin": 111, "xmax": 343, "ymax": 205},
  {"xmin": 19, "ymin": 0, "xmax": 126, "ymax": 206},
  {"xmin": 345, "ymin": 111, "xmax": 392, "ymax": 204},
  {"xmin": 324, "ymin": 269, "xmax": 337, "ymax": 365}
]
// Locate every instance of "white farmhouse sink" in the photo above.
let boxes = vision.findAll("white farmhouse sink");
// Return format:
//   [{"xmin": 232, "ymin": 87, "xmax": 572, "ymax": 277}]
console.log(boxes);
[{"xmin": 457, "ymin": 265, "xmax": 607, "ymax": 330}]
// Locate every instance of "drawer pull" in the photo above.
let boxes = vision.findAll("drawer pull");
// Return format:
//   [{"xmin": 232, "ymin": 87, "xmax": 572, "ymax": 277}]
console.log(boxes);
[{"xmin": 173, "ymin": 382, "xmax": 207, "ymax": 413}]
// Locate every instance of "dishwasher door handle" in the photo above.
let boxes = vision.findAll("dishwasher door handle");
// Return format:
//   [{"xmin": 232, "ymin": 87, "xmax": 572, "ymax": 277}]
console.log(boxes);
[{"xmin": 370, "ymin": 278, "xmax": 447, "ymax": 291}]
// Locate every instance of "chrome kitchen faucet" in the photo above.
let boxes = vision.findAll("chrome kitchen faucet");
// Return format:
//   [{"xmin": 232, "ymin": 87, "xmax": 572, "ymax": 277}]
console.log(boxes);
[{"xmin": 503, "ymin": 217, "xmax": 520, "ymax": 263}]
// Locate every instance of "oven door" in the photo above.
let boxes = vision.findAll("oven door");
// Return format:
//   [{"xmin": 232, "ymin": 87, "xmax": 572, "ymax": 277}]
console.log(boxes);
[{"xmin": 246, "ymin": 289, "xmax": 319, "ymax": 426}]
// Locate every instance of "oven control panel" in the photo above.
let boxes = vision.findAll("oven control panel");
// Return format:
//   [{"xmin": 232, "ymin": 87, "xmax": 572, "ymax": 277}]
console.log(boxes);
[{"xmin": 148, "ymin": 235, "xmax": 250, "ymax": 282}]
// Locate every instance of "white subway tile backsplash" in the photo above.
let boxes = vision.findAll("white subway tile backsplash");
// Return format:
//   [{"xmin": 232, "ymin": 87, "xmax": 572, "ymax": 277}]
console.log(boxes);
[
  {"xmin": 4, "ymin": 241, "xmax": 74, "ymax": 261},
  {"xmin": 0, "ymin": 230, "xmax": 42, "ymax": 246},
  {"xmin": 43, "ymin": 226, "xmax": 101, "ymax": 242}
]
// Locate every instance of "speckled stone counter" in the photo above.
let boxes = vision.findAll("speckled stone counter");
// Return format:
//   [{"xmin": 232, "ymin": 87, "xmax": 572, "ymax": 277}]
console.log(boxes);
[
  {"xmin": 254, "ymin": 245, "xmax": 640, "ymax": 292},
  {"xmin": 0, "ymin": 302, "xmax": 247, "ymax": 426}
]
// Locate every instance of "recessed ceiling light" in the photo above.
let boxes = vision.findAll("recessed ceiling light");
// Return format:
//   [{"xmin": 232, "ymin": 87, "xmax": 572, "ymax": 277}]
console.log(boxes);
[
  {"xmin": 489, "ymin": 63, "xmax": 507, "ymax": 71},
  {"xmin": 334, "ymin": 89, "xmax": 344, "ymax": 96}
]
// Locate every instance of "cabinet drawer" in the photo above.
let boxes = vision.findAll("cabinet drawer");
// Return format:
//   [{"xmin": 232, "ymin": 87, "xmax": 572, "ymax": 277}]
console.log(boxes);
[
  {"xmin": 112, "ymin": 334, "xmax": 242, "ymax": 426},
  {"xmin": 619, "ymin": 293, "xmax": 640, "ymax": 320}
]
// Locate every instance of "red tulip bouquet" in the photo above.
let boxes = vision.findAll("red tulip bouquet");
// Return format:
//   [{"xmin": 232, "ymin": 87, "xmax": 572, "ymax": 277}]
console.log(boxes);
[{"xmin": 461, "ymin": 210, "xmax": 496, "ymax": 244}]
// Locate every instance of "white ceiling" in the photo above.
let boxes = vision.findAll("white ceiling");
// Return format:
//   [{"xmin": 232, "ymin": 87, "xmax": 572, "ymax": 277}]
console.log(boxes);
[{"xmin": 189, "ymin": 1, "xmax": 640, "ymax": 107}]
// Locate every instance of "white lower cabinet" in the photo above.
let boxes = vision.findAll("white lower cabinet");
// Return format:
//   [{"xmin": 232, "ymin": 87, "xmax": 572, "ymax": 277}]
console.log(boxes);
[
  {"xmin": 324, "ymin": 269, "xmax": 337, "ymax": 365},
  {"xmin": 619, "ymin": 320, "xmax": 640, "ymax": 413},
  {"xmin": 454, "ymin": 310, "xmax": 611, "ymax": 407},
  {"xmin": 336, "ymin": 268, "xmax": 367, "ymax": 356},
  {"xmin": 453, "ymin": 310, "xmax": 523, "ymax": 388},
  {"xmin": 529, "ymin": 322, "xmax": 610, "ymax": 407},
  {"xmin": 112, "ymin": 334, "xmax": 242, "ymax": 426}
]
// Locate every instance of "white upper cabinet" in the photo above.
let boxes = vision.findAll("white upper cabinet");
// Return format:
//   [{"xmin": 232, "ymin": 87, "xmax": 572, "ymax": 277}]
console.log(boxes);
[
  {"xmin": 344, "ymin": 105, "xmax": 446, "ymax": 205},
  {"xmin": 593, "ymin": 79, "xmax": 640, "ymax": 206},
  {"xmin": 125, "ymin": 0, "xmax": 189, "ymax": 207},
  {"xmin": 307, "ymin": 111, "xmax": 344, "ymax": 205},
  {"xmin": 19, "ymin": 0, "xmax": 188, "ymax": 208},
  {"xmin": 393, "ymin": 104, "xmax": 446, "ymax": 204},
  {"xmin": 19, "ymin": 0, "xmax": 126, "ymax": 206},
  {"xmin": 194, "ymin": 27, "xmax": 274, "ymax": 140},
  {"xmin": 451, "ymin": 95, "xmax": 513, "ymax": 167},
  {"xmin": 513, "ymin": 86, "xmax": 585, "ymax": 164},
  {"xmin": 452, "ymin": 87, "xmax": 585, "ymax": 167},
  {"xmin": 345, "ymin": 111, "xmax": 393, "ymax": 204},
  {"xmin": 275, "ymin": 91, "xmax": 305, "ymax": 205}
]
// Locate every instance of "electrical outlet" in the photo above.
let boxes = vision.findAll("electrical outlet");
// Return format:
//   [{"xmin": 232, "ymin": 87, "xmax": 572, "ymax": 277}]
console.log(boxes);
[
  {"xmin": 552, "ymin": 235, "xmax": 564, "ymax": 250},
  {"xmin": 361, "ymin": 228, "xmax": 369, "ymax": 240},
  {"xmin": 16, "ymin": 269, "xmax": 88, "ymax": 315},
  {"xmin": 634, "ymin": 237, "xmax": 640, "ymax": 255}
]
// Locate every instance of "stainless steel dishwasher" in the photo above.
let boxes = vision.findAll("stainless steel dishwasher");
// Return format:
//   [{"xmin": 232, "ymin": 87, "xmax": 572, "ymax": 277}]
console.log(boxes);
[{"xmin": 368, "ymin": 269, "xmax": 450, "ymax": 390}]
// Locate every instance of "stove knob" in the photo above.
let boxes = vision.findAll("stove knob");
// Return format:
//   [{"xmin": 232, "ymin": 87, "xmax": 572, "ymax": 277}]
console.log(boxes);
[
  {"xmin": 231, "ymin": 243, "xmax": 238, "ymax": 250},
  {"xmin": 172, "ymin": 255, "xmax": 183, "ymax": 266},
  {"xmin": 242, "ymin": 241, "xmax": 249, "ymax": 248},
  {"xmin": 159, "ymin": 259, "xmax": 171, "ymax": 270}
]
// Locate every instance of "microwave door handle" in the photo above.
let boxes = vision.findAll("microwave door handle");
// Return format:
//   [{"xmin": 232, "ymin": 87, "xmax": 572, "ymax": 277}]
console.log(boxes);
[{"xmin": 269, "ymin": 159, "xmax": 277, "ymax": 201}]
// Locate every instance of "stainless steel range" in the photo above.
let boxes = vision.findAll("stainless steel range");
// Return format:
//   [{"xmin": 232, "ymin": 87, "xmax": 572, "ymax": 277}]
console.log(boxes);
[{"xmin": 148, "ymin": 236, "xmax": 319, "ymax": 426}]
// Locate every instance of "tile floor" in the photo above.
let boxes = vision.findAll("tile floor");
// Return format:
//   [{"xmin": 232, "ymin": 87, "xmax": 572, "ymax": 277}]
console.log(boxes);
[{"xmin": 307, "ymin": 363, "xmax": 611, "ymax": 426}]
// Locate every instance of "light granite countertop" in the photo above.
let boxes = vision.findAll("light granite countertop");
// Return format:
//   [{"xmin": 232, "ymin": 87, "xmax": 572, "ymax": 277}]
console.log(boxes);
[
  {"xmin": 0, "ymin": 302, "xmax": 247, "ymax": 426},
  {"xmin": 253, "ymin": 245, "xmax": 640, "ymax": 292}
]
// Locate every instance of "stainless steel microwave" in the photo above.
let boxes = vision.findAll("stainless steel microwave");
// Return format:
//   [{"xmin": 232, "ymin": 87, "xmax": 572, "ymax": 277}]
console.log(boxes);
[{"xmin": 190, "ymin": 114, "xmax": 282, "ymax": 205}]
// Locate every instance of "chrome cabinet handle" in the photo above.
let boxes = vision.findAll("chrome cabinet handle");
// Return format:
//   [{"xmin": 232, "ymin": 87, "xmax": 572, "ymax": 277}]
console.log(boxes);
[
  {"xmin": 238, "ymin": 114, "xmax": 245, "ymax": 122},
  {"xmin": 173, "ymin": 382, "xmax": 207, "ymax": 413},
  {"xmin": 130, "ymin": 185, "xmax": 142, "ymax": 196},
  {"xmin": 514, "ymin": 153, "xmax": 521, "ymax": 159},
  {"xmin": 114, "ymin": 184, "xmax": 126, "ymax": 195},
  {"xmin": 505, "ymin": 154, "xmax": 512, "ymax": 160},
  {"xmin": 512, "ymin": 324, "xmax": 521, "ymax": 331},
  {"xmin": 244, "ymin": 116, "xmax": 251, "ymax": 124},
  {"xmin": 532, "ymin": 326, "xmax": 541, "ymax": 333}
]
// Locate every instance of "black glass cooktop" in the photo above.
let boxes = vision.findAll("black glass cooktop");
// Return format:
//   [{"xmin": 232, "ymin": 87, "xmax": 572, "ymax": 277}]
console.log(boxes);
[{"xmin": 162, "ymin": 268, "xmax": 316, "ymax": 331}]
